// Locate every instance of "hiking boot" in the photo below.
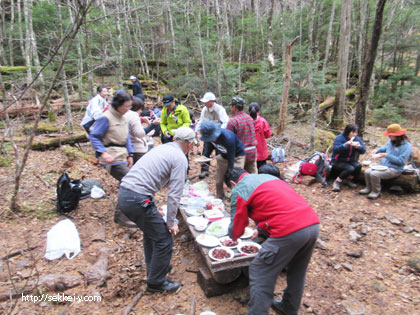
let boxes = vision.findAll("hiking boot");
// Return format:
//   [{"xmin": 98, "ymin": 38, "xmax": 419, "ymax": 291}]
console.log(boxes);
[
  {"xmin": 147, "ymin": 280, "xmax": 180, "ymax": 293},
  {"xmin": 367, "ymin": 191, "xmax": 381, "ymax": 200},
  {"xmin": 114, "ymin": 211, "xmax": 137, "ymax": 228},
  {"xmin": 271, "ymin": 298, "xmax": 288, "ymax": 315},
  {"xmin": 332, "ymin": 180, "xmax": 341, "ymax": 192},
  {"xmin": 359, "ymin": 188, "xmax": 371, "ymax": 195},
  {"xmin": 199, "ymin": 171, "xmax": 209, "ymax": 179},
  {"xmin": 342, "ymin": 178, "xmax": 357, "ymax": 188}
]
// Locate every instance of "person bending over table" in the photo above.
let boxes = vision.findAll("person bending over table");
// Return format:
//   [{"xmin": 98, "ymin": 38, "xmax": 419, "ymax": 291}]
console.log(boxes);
[{"xmin": 226, "ymin": 167, "xmax": 320, "ymax": 315}]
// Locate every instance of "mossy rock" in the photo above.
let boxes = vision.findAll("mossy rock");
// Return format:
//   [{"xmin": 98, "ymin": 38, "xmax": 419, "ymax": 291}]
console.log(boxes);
[
  {"xmin": 23, "ymin": 121, "xmax": 59, "ymax": 135},
  {"xmin": 62, "ymin": 145, "xmax": 94, "ymax": 161},
  {"xmin": 0, "ymin": 155, "xmax": 11, "ymax": 167},
  {"xmin": 314, "ymin": 129, "xmax": 335, "ymax": 152},
  {"xmin": 345, "ymin": 88, "xmax": 356, "ymax": 99}
]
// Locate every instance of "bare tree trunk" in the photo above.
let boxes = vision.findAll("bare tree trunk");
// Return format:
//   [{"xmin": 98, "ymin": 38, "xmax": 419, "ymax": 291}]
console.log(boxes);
[
  {"xmin": 277, "ymin": 36, "xmax": 300, "ymax": 134},
  {"xmin": 308, "ymin": 0, "xmax": 319, "ymax": 151},
  {"xmin": 222, "ymin": 0, "xmax": 232, "ymax": 61},
  {"xmin": 267, "ymin": 0, "xmax": 275, "ymax": 69},
  {"xmin": 355, "ymin": 0, "xmax": 387, "ymax": 138},
  {"xmin": 358, "ymin": 0, "xmax": 369, "ymax": 80},
  {"xmin": 166, "ymin": 1, "xmax": 176, "ymax": 58},
  {"xmin": 215, "ymin": 0, "xmax": 224, "ymax": 98},
  {"xmin": 133, "ymin": 7, "xmax": 150, "ymax": 77},
  {"xmin": 313, "ymin": 0, "xmax": 325, "ymax": 59},
  {"xmin": 84, "ymin": 25, "xmax": 94, "ymax": 97},
  {"xmin": 10, "ymin": 1, "xmax": 91, "ymax": 211},
  {"xmin": 23, "ymin": 0, "xmax": 33, "ymax": 85},
  {"xmin": 57, "ymin": 3, "xmax": 73, "ymax": 134},
  {"xmin": 9, "ymin": 0, "xmax": 15, "ymax": 66},
  {"xmin": 115, "ymin": 10, "xmax": 124, "ymax": 88},
  {"xmin": 121, "ymin": 0, "xmax": 134, "ymax": 59},
  {"xmin": 0, "ymin": 1, "xmax": 6, "ymax": 65},
  {"xmin": 67, "ymin": 0, "xmax": 84, "ymax": 100},
  {"xmin": 238, "ymin": 0, "xmax": 245, "ymax": 89},
  {"xmin": 17, "ymin": 0, "xmax": 26, "ymax": 64},
  {"xmin": 194, "ymin": 4, "xmax": 207, "ymax": 89},
  {"xmin": 322, "ymin": 0, "xmax": 337, "ymax": 81},
  {"xmin": 332, "ymin": 0, "xmax": 352, "ymax": 130}
]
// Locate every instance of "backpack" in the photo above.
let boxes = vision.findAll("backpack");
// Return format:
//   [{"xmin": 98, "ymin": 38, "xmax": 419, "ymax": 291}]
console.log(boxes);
[
  {"xmin": 271, "ymin": 146, "xmax": 286, "ymax": 163},
  {"xmin": 56, "ymin": 173, "xmax": 82, "ymax": 214},
  {"xmin": 293, "ymin": 152, "xmax": 330, "ymax": 186}
]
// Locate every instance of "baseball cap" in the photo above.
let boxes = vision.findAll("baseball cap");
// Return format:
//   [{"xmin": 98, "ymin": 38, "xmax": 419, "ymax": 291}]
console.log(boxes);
[
  {"xmin": 163, "ymin": 94, "xmax": 175, "ymax": 106},
  {"xmin": 129, "ymin": 75, "xmax": 136, "ymax": 80},
  {"xmin": 200, "ymin": 92, "xmax": 216, "ymax": 103},
  {"xmin": 175, "ymin": 127, "xmax": 196, "ymax": 142}
]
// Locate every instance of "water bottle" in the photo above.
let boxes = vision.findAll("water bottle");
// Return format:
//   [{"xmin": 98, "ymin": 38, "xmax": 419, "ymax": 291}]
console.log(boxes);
[{"xmin": 183, "ymin": 180, "xmax": 191, "ymax": 196}]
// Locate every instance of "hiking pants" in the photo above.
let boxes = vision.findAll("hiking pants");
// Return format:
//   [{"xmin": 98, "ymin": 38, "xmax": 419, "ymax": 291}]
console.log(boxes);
[
  {"xmin": 333, "ymin": 161, "xmax": 362, "ymax": 180},
  {"xmin": 248, "ymin": 224, "xmax": 320, "ymax": 315},
  {"xmin": 118, "ymin": 186, "xmax": 173, "ymax": 286},
  {"xmin": 364, "ymin": 167, "xmax": 401, "ymax": 193}
]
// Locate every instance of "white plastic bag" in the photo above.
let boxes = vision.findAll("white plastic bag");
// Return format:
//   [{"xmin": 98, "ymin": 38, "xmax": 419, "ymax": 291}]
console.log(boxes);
[
  {"xmin": 91, "ymin": 185, "xmax": 105, "ymax": 199},
  {"xmin": 45, "ymin": 219, "xmax": 81, "ymax": 260}
]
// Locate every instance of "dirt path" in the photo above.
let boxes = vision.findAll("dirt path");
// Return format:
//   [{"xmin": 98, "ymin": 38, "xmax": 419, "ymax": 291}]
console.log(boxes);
[{"xmin": 0, "ymin": 115, "xmax": 419, "ymax": 315}]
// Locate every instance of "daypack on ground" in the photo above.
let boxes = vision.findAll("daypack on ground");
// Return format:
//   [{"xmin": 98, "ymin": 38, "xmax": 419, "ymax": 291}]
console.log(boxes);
[
  {"xmin": 271, "ymin": 146, "xmax": 286, "ymax": 163},
  {"xmin": 293, "ymin": 152, "xmax": 330, "ymax": 187},
  {"xmin": 56, "ymin": 173, "xmax": 82, "ymax": 214}
]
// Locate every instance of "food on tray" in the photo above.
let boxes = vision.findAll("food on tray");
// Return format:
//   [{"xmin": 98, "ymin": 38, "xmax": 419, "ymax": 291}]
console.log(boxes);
[
  {"xmin": 195, "ymin": 156, "xmax": 212, "ymax": 163},
  {"xmin": 185, "ymin": 207, "xmax": 205, "ymax": 216},
  {"xmin": 240, "ymin": 244, "xmax": 258, "ymax": 254},
  {"xmin": 196, "ymin": 234, "xmax": 219, "ymax": 247},
  {"xmin": 206, "ymin": 202, "xmax": 213, "ymax": 210},
  {"xmin": 206, "ymin": 218, "xmax": 230, "ymax": 237},
  {"xmin": 238, "ymin": 242, "xmax": 262, "ymax": 255},
  {"xmin": 204, "ymin": 209, "xmax": 224, "ymax": 222},
  {"xmin": 209, "ymin": 247, "xmax": 234, "ymax": 260},
  {"xmin": 221, "ymin": 239, "xmax": 238, "ymax": 247},
  {"xmin": 212, "ymin": 248, "xmax": 231, "ymax": 259}
]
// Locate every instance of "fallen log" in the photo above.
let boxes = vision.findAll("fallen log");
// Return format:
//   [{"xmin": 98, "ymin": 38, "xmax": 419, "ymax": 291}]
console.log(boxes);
[
  {"xmin": 356, "ymin": 167, "xmax": 419, "ymax": 192},
  {"xmin": 124, "ymin": 288, "xmax": 145, "ymax": 315},
  {"xmin": 296, "ymin": 88, "xmax": 356, "ymax": 120},
  {"xmin": 0, "ymin": 102, "xmax": 88, "ymax": 119},
  {"xmin": 0, "ymin": 273, "xmax": 82, "ymax": 301},
  {"xmin": 31, "ymin": 132, "xmax": 88, "ymax": 151}
]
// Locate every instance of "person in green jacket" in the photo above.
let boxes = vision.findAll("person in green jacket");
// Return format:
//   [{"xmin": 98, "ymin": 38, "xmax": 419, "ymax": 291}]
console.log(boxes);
[{"xmin": 160, "ymin": 94, "xmax": 191, "ymax": 144}]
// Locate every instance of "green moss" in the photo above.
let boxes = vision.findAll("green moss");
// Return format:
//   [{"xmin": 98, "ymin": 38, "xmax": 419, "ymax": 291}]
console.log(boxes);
[
  {"xmin": 21, "ymin": 201, "xmax": 56, "ymax": 221},
  {"xmin": 0, "ymin": 155, "xmax": 11, "ymax": 167},
  {"xmin": 314, "ymin": 129, "xmax": 335, "ymax": 152},
  {"xmin": 23, "ymin": 121, "xmax": 59, "ymax": 135},
  {"xmin": 0, "ymin": 66, "xmax": 30, "ymax": 74},
  {"xmin": 62, "ymin": 145, "xmax": 94, "ymax": 161}
]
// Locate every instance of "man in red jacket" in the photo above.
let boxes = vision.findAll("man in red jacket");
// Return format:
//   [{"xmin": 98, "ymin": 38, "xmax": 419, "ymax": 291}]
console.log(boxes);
[{"xmin": 226, "ymin": 167, "xmax": 320, "ymax": 315}]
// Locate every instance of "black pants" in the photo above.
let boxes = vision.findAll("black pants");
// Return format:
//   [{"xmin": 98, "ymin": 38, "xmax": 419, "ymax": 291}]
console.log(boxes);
[
  {"xmin": 133, "ymin": 152, "xmax": 146, "ymax": 165},
  {"xmin": 332, "ymin": 161, "xmax": 362, "ymax": 180},
  {"xmin": 201, "ymin": 141, "xmax": 216, "ymax": 172},
  {"xmin": 118, "ymin": 186, "xmax": 173, "ymax": 285},
  {"xmin": 257, "ymin": 159, "xmax": 267, "ymax": 171}
]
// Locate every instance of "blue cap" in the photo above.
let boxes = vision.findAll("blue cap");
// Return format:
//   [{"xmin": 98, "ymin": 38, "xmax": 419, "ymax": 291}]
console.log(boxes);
[{"xmin": 200, "ymin": 120, "xmax": 222, "ymax": 142}]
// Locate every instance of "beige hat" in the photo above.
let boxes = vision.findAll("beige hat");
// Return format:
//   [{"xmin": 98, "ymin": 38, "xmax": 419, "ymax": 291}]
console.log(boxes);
[{"xmin": 175, "ymin": 127, "xmax": 196, "ymax": 142}]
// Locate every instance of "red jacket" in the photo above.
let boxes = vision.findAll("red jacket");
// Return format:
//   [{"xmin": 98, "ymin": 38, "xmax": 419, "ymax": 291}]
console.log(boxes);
[
  {"xmin": 229, "ymin": 173, "xmax": 320, "ymax": 241},
  {"xmin": 254, "ymin": 115, "xmax": 272, "ymax": 161}
]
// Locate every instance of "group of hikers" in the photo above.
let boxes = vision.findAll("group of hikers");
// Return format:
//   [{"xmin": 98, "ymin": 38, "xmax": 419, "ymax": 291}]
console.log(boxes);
[{"xmin": 79, "ymin": 76, "xmax": 412, "ymax": 315}]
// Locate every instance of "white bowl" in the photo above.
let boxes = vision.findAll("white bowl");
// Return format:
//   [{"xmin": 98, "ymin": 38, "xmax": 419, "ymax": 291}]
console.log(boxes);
[
  {"xmin": 362, "ymin": 160, "xmax": 371, "ymax": 166},
  {"xmin": 195, "ymin": 224, "xmax": 207, "ymax": 231}
]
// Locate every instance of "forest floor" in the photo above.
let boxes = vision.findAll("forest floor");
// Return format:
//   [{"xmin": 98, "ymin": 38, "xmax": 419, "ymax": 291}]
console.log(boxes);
[{"xmin": 0, "ymin": 109, "xmax": 419, "ymax": 315}]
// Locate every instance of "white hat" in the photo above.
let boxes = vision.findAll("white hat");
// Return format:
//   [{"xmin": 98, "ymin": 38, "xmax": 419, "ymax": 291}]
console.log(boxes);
[
  {"xmin": 174, "ymin": 127, "xmax": 196, "ymax": 142},
  {"xmin": 200, "ymin": 92, "xmax": 216, "ymax": 103},
  {"xmin": 129, "ymin": 75, "xmax": 136, "ymax": 80}
]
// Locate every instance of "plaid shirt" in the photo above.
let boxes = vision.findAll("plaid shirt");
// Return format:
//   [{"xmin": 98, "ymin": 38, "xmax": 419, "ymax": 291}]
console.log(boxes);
[{"xmin": 227, "ymin": 111, "xmax": 257, "ymax": 161}]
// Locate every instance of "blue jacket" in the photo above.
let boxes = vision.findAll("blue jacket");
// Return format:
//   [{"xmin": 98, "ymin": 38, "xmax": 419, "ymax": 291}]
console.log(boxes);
[
  {"xmin": 212, "ymin": 129, "xmax": 245, "ymax": 170},
  {"xmin": 377, "ymin": 140, "xmax": 412, "ymax": 171},
  {"xmin": 332, "ymin": 133, "xmax": 366, "ymax": 164}
]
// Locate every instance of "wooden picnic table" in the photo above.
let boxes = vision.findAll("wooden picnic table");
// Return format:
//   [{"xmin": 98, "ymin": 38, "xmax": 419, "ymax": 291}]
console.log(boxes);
[{"xmin": 179, "ymin": 206, "xmax": 257, "ymax": 284}]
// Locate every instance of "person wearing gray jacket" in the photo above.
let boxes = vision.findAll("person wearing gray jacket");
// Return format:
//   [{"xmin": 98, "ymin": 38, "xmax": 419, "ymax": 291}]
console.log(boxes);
[{"xmin": 118, "ymin": 127, "xmax": 195, "ymax": 293}]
